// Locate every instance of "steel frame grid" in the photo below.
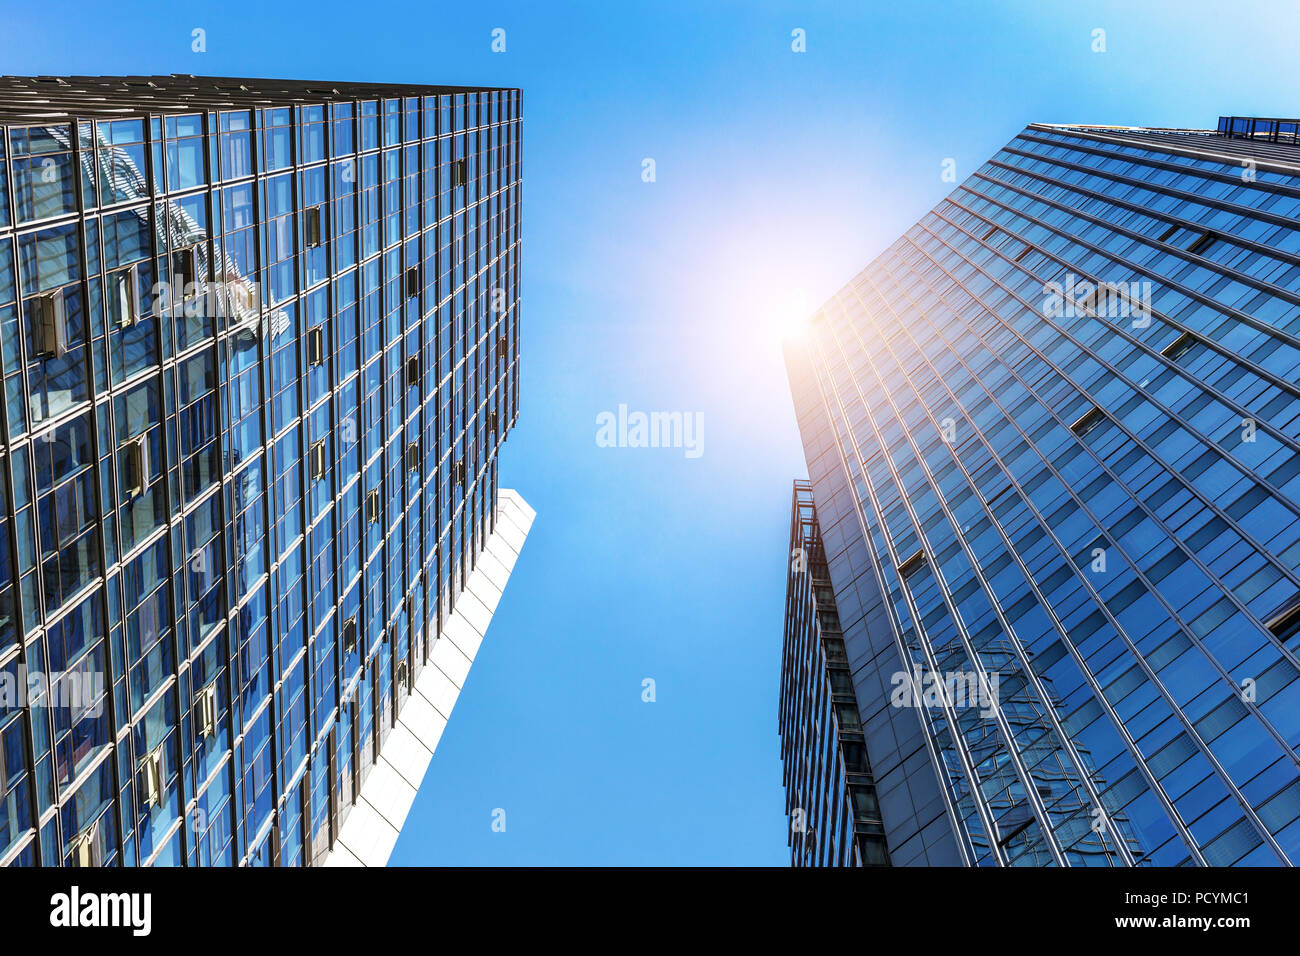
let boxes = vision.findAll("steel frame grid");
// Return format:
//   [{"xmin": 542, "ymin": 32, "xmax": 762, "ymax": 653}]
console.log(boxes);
[
  {"xmin": 0, "ymin": 75, "xmax": 522, "ymax": 867},
  {"xmin": 785, "ymin": 119, "xmax": 1300, "ymax": 867}
]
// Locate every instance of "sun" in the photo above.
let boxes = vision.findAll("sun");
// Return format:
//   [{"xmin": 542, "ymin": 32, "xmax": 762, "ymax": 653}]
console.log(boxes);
[{"xmin": 763, "ymin": 288, "xmax": 818, "ymax": 342}]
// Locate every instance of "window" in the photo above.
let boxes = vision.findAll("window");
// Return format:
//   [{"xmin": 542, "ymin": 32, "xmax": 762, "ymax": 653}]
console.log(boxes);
[
  {"xmin": 71, "ymin": 819, "xmax": 102, "ymax": 868},
  {"xmin": 124, "ymin": 434, "xmax": 150, "ymax": 498},
  {"xmin": 405, "ymin": 355, "xmax": 419, "ymax": 388},
  {"xmin": 196, "ymin": 684, "xmax": 217, "ymax": 738},
  {"xmin": 1161, "ymin": 330, "xmax": 1198, "ymax": 360},
  {"xmin": 366, "ymin": 488, "xmax": 380, "ymax": 524},
  {"xmin": 1187, "ymin": 230, "xmax": 1218, "ymax": 255},
  {"xmin": 141, "ymin": 746, "xmax": 165, "ymax": 808},
  {"xmin": 308, "ymin": 326, "xmax": 325, "ymax": 367},
  {"xmin": 897, "ymin": 549, "xmax": 926, "ymax": 577},
  {"xmin": 405, "ymin": 266, "xmax": 419, "ymax": 299},
  {"xmin": 1070, "ymin": 405, "xmax": 1105, "ymax": 436},
  {"xmin": 453, "ymin": 459, "xmax": 465, "ymax": 486},
  {"xmin": 452, "ymin": 158, "xmax": 467, "ymax": 187},
  {"xmin": 10, "ymin": 124, "xmax": 76, "ymax": 223},
  {"xmin": 32, "ymin": 290, "xmax": 67, "ymax": 358},
  {"xmin": 172, "ymin": 245, "xmax": 201, "ymax": 298},
  {"xmin": 304, "ymin": 204, "xmax": 323, "ymax": 248},
  {"xmin": 995, "ymin": 801, "xmax": 1036, "ymax": 846},
  {"xmin": 34, "ymin": 414, "xmax": 99, "ymax": 615},
  {"xmin": 406, "ymin": 441, "xmax": 420, "ymax": 472},
  {"xmin": 1076, "ymin": 285, "xmax": 1100, "ymax": 314},
  {"xmin": 342, "ymin": 615, "xmax": 357, "ymax": 654},
  {"xmin": 1265, "ymin": 595, "xmax": 1300, "ymax": 643},
  {"xmin": 109, "ymin": 265, "xmax": 139, "ymax": 327},
  {"xmin": 309, "ymin": 441, "xmax": 327, "ymax": 481}
]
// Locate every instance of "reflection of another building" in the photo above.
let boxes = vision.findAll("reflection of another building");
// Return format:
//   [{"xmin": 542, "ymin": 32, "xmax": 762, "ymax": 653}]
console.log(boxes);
[{"xmin": 0, "ymin": 75, "xmax": 527, "ymax": 868}]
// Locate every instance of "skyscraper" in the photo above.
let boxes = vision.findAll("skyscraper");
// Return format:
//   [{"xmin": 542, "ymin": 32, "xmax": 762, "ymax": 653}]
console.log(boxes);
[
  {"xmin": 0, "ymin": 75, "xmax": 529, "ymax": 867},
  {"xmin": 779, "ymin": 480, "xmax": 891, "ymax": 866},
  {"xmin": 781, "ymin": 116, "xmax": 1300, "ymax": 867}
]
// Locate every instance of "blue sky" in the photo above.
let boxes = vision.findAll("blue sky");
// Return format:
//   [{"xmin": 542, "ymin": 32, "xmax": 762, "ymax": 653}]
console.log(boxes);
[{"xmin": 6, "ymin": 0, "xmax": 1300, "ymax": 865}]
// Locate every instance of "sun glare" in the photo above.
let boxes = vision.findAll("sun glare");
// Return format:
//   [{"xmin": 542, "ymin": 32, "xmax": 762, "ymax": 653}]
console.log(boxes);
[{"xmin": 765, "ymin": 288, "xmax": 817, "ymax": 343}]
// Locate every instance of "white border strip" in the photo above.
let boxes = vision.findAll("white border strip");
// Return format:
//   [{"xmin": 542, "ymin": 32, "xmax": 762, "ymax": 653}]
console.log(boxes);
[{"xmin": 323, "ymin": 489, "xmax": 536, "ymax": 866}]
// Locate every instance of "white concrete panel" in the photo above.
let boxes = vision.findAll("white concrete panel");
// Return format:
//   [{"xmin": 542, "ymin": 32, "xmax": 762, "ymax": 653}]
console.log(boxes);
[
  {"xmin": 379, "ymin": 721, "xmax": 434, "ymax": 791},
  {"xmin": 336, "ymin": 798, "xmax": 400, "ymax": 868},
  {"xmin": 466, "ymin": 570, "xmax": 503, "ymax": 617},
  {"xmin": 415, "ymin": 662, "xmax": 461, "ymax": 719},
  {"xmin": 431, "ymin": 633, "xmax": 473, "ymax": 687},
  {"xmin": 475, "ymin": 549, "xmax": 510, "ymax": 591},
  {"xmin": 321, "ymin": 841, "xmax": 362, "ymax": 867},
  {"xmin": 320, "ymin": 489, "xmax": 532, "ymax": 867},
  {"xmin": 445, "ymin": 622, "xmax": 484, "ymax": 662},
  {"xmin": 492, "ymin": 518, "xmax": 527, "ymax": 560},
  {"xmin": 362, "ymin": 758, "xmax": 419, "ymax": 831},
  {"xmin": 456, "ymin": 587, "xmax": 493, "ymax": 639},
  {"xmin": 396, "ymin": 686, "xmax": 446, "ymax": 753},
  {"xmin": 441, "ymin": 611, "xmax": 482, "ymax": 656}
]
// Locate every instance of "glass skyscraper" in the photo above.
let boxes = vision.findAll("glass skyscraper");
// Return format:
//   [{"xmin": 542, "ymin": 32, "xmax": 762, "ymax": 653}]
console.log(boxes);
[
  {"xmin": 0, "ymin": 75, "xmax": 530, "ymax": 867},
  {"xmin": 782, "ymin": 116, "xmax": 1300, "ymax": 867},
  {"xmin": 779, "ymin": 480, "xmax": 890, "ymax": 866}
]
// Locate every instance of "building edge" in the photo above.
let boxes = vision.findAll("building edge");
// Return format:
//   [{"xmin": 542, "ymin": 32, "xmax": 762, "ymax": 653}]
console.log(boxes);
[{"xmin": 323, "ymin": 489, "xmax": 535, "ymax": 866}]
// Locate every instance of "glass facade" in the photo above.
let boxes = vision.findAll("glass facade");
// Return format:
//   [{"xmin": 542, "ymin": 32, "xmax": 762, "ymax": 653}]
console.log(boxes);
[
  {"xmin": 0, "ymin": 75, "xmax": 522, "ymax": 866},
  {"xmin": 783, "ymin": 118, "xmax": 1300, "ymax": 866},
  {"xmin": 779, "ymin": 480, "xmax": 889, "ymax": 866}
]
